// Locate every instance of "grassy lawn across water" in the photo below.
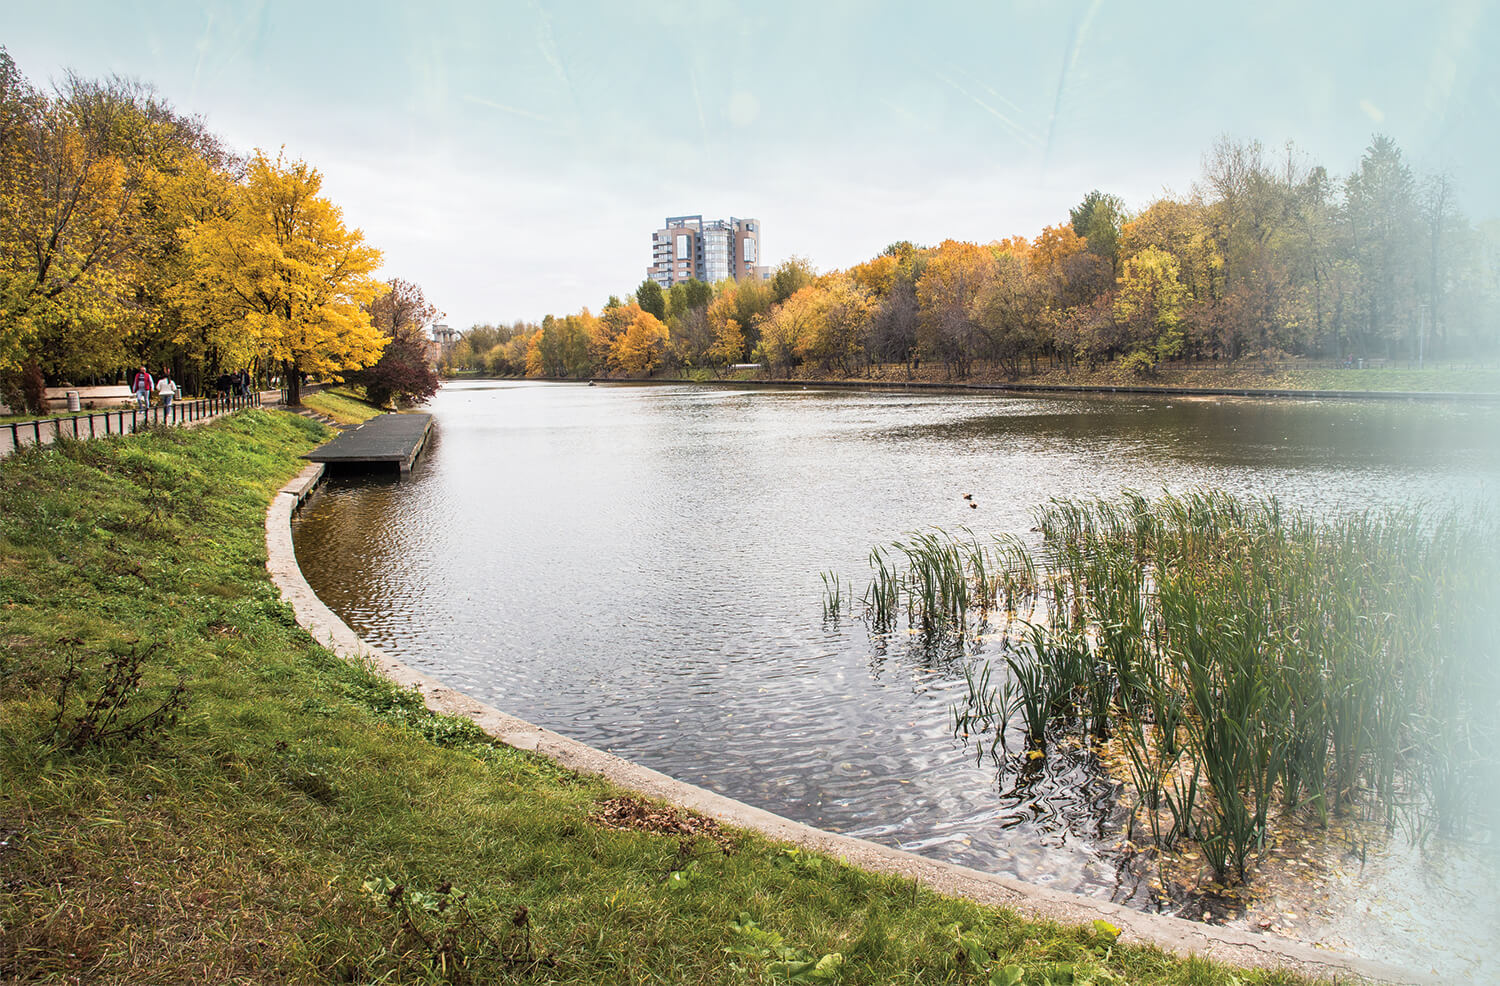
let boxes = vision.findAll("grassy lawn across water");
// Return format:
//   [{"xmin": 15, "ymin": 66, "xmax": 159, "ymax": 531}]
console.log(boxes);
[{"xmin": 0, "ymin": 411, "xmax": 1325, "ymax": 984}]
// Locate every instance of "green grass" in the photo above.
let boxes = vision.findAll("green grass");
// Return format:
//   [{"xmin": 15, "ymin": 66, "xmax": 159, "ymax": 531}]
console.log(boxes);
[
  {"xmin": 301, "ymin": 386, "xmax": 384, "ymax": 424},
  {"xmin": 0, "ymin": 415, "xmax": 1323, "ymax": 984}
]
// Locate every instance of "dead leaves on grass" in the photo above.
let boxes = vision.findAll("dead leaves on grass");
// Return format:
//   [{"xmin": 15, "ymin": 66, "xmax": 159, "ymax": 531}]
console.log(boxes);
[{"xmin": 588, "ymin": 796, "xmax": 735, "ymax": 853}]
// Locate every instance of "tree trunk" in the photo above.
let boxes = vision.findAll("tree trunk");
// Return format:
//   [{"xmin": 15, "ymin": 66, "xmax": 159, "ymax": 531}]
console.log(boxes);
[{"xmin": 283, "ymin": 359, "xmax": 302, "ymax": 406}]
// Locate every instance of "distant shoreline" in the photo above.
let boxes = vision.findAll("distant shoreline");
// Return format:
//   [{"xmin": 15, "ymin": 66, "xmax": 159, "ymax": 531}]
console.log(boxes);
[
  {"xmin": 442, "ymin": 372, "xmax": 1500, "ymax": 403},
  {"xmin": 641, "ymin": 376, "xmax": 1500, "ymax": 403}
]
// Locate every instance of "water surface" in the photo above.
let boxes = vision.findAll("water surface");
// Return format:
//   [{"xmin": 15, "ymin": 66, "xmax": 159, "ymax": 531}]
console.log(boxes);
[{"xmin": 293, "ymin": 381, "xmax": 1500, "ymax": 974}]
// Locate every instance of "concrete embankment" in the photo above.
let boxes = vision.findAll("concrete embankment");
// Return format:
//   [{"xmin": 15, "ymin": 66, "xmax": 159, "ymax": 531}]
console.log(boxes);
[{"xmin": 266, "ymin": 462, "xmax": 1425, "ymax": 985}]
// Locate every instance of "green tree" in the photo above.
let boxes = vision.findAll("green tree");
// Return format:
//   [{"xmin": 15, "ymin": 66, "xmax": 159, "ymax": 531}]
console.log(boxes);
[
  {"xmin": 770, "ymin": 256, "xmax": 815, "ymax": 303},
  {"xmin": 1343, "ymin": 135, "xmax": 1419, "ymax": 356},
  {"xmin": 666, "ymin": 278, "xmax": 712, "ymax": 320},
  {"xmin": 635, "ymin": 278, "xmax": 666, "ymax": 320},
  {"xmin": 1069, "ymin": 190, "xmax": 1127, "ymax": 272}
]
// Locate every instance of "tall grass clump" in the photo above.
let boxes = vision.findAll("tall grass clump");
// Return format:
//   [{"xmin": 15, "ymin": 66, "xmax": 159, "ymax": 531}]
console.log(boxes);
[
  {"xmin": 849, "ymin": 490, "xmax": 1499, "ymax": 885},
  {"xmin": 859, "ymin": 529, "xmax": 1038, "ymax": 641},
  {"xmin": 1025, "ymin": 490, "xmax": 1499, "ymax": 882}
]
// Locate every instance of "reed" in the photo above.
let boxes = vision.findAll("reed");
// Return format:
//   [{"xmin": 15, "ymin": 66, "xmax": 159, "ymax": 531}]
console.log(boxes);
[
  {"xmin": 838, "ymin": 490, "xmax": 1499, "ymax": 885},
  {"xmin": 820, "ymin": 570, "xmax": 846, "ymax": 622}
]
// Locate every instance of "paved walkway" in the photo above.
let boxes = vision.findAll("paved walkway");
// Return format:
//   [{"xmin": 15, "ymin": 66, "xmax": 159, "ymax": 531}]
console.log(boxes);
[{"xmin": 0, "ymin": 392, "xmax": 275, "ymax": 459}]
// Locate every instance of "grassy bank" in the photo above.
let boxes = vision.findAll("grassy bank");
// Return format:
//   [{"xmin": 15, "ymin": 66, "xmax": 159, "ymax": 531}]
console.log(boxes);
[
  {"xmin": 300, "ymin": 386, "xmax": 384, "ymax": 424},
  {"xmin": 0, "ymin": 414, "xmax": 1322, "ymax": 984}
]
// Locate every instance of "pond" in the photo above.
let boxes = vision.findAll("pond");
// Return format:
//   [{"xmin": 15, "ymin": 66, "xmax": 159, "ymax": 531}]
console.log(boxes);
[{"xmin": 292, "ymin": 380, "xmax": 1500, "ymax": 977}]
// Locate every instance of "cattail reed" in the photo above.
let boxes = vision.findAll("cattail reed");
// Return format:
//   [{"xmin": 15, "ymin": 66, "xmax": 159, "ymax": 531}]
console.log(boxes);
[{"xmin": 836, "ymin": 490, "xmax": 1499, "ymax": 885}]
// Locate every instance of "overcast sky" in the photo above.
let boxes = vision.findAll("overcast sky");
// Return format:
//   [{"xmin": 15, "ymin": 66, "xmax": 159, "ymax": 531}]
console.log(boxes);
[{"xmin": 6, "ymin": 1, "xmax": 1497, "ymax": 329}]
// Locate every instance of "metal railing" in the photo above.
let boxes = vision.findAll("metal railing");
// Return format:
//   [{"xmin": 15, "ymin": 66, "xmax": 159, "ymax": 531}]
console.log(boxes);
[{"xmin": 2, "ymin": 391, "xmax": 264, "ymax": 458}]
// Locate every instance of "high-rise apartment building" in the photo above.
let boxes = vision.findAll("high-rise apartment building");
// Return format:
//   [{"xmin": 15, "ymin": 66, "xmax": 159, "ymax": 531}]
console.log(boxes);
[{"xmin": 647, "ymin": 215, "xmax": 770, "ymax": 289}]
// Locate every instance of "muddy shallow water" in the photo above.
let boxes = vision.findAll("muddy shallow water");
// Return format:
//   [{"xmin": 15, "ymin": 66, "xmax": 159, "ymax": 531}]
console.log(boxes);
[{"xmin": 292, "ymin": 381, "xmax": 1500, "ymax": 977}]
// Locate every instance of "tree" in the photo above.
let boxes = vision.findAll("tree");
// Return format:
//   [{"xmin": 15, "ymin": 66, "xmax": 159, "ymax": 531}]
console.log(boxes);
[
  {"xmin": 802, "ymin": 275, "xmax": 872, "ymax": 373},
  {"xmin": 971, "ymin": 253, "xmax": 1040, "ymax": 377},
  {"xmin": 707, "ymin": 313, "xmax": 746, "ymax": 373},
  {"xmin": 1343, "ymin": 135, "xmax": 1419, "ymax": 356},
  {"xmin": 1069, "ymin": 190, "xmax": 1127, "ymax": 272},
  {"xmin": 666, "ymin": 278, "xmax": 712, "ymax": 320},
  {"xmin": 1114, "ymin": 246, "xmax": 1187, "ymax": 364},
  {"xmin": 610, "ymin": 308, "xmax": 668, "ymax": 375},
  {"xmin": 177, "ymin": 151, "xmax": 386, "ymax": 404},
  {"xmin": 0, "ymin": 61, "xmax": 142, "ymax": 382},
  {"xmin": 916, "ymin": 240, "xmax": 994, "ymax": 376},
  {"xmin": 755, "ymin": 286, "xmax": 824, "ymax": 376},
  {"xmin": 368, "ymin": 276, "xmax": 440, "ymax": 338},
  {"xmin": 770, "ymin": 256, "xmax": 815, "ymax": 303},
  {"xmin": 868, "ymin": 278, "xmax": 920, "ymax": 373},
  {"xmin": 635, "ymin": 278, "xmax": 666, "ymax": 321},
  {"xmin": 355, "ymin": 321, "xmax": 439, "ymax": 407},
  {"xmin": 349, "ymin": 277, "xmax": 441, "ymax": 406}
]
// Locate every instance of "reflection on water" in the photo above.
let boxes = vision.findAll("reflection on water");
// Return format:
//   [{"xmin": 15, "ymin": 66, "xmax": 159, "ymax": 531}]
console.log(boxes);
[{"xmin": 292, "ymin": 381, "xmax": 1500, "ymax": 975}]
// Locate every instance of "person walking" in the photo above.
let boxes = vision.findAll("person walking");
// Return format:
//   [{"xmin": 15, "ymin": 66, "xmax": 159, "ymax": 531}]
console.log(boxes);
[
  {"xmin": 155, "ymin": 369, "xmax": 178, "ymax": 419},
  {"xmin": 131, "ymin": 366, "xmax": 154, "ymax": 410}
]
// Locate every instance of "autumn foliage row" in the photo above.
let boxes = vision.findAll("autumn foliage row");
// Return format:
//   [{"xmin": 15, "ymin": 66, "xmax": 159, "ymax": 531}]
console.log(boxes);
[
  {"xmin": 455, "ymin": 136, "xmax": 1499, "ymax": 382},
  {"xmin": 0, "ymin": 51, "xmax": 435, "ymax": 411}
]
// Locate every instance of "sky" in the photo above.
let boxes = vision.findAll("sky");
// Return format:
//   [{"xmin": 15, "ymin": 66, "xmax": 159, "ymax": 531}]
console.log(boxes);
[{"xmin": 5, "ymin": 1, "xmax": 1498, "ymax": 329}]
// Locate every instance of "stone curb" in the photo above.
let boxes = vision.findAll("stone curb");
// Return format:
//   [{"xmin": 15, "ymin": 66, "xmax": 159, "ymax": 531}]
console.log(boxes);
[{"xmin": 265, "ymin": 462, "xmax": 1424, "ymax": 985}]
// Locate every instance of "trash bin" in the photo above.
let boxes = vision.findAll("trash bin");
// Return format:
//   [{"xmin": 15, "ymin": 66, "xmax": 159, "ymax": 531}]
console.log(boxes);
[{"xmin": 67, "ymin": 391, "xmax": 80, "ymax": 412}]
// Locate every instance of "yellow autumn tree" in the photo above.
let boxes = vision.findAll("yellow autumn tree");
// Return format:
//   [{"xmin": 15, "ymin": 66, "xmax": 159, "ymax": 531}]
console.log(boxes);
[
  {"xmin": 915, "ymin": 240, "xmax": 995, "ymax": 376},
  {"xmin": 176, "ymin": 151, "xmax": 385, "ymax": 403},
  {"xmin": 705, "ymin": 290, "xmax": 747, "ymax": 373},
  {"xmin": 524, "ymin": 328, "xmax": 545, "ymax": 377},
  {"xmin": 800, "ymin": 275, "xmax": 873, "ymax": 373},
  {"xmin": 1114, "ymin": 245, "xmax": 1188, "ymax": 365},
  {"xmin": 0, "ymin": 81, "xmax": 140, "ymax": 375},
  {"xmin": 610, "ymin": 308, "xmax": 668, "ymax": 376},
  {"xmin": 847, "ymin": 254, "xmax": 898, "ymax": 298},
  {"xmin": 755, "ymin": 285, "xmax": 826, "ymax": 376}
]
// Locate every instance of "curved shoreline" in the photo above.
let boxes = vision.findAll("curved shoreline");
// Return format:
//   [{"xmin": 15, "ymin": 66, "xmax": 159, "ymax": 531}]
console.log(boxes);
[{"xmin": 266, "ymin": 460, "xmax": 1422, "ymax": 985}]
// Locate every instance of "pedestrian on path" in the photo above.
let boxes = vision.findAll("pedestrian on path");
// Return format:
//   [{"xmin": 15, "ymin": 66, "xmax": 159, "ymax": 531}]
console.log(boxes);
[
  {"xmin": 155, "ymin": 370, "xmax": 178, "ymax": 416},
  {"xmin": 131, "ymin": 366, "xmax": 153, "ymax": 410}
]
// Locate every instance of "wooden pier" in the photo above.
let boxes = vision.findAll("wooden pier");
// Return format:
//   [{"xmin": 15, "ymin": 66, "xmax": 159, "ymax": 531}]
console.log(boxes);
[{"xmin": 303, "ymin": 413, "xmax": 433, "ymax": 475}]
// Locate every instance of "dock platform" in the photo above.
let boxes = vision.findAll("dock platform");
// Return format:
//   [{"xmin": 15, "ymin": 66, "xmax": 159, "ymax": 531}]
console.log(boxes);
[{"xmin": 304, "ymin": 413, "xmax": 433, "ymax": 474}]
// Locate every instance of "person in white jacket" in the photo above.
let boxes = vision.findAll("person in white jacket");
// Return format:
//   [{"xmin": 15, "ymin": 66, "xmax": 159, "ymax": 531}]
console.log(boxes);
[{"xmin": 155, "ymin": 371, "xmax": 178, "ymax": 415}]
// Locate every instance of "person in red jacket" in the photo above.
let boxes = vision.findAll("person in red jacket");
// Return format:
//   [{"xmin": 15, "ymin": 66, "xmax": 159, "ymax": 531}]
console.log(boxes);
[{"xmin": 130, "ymin": 366, "xmax": 153, "ymax": 410}]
